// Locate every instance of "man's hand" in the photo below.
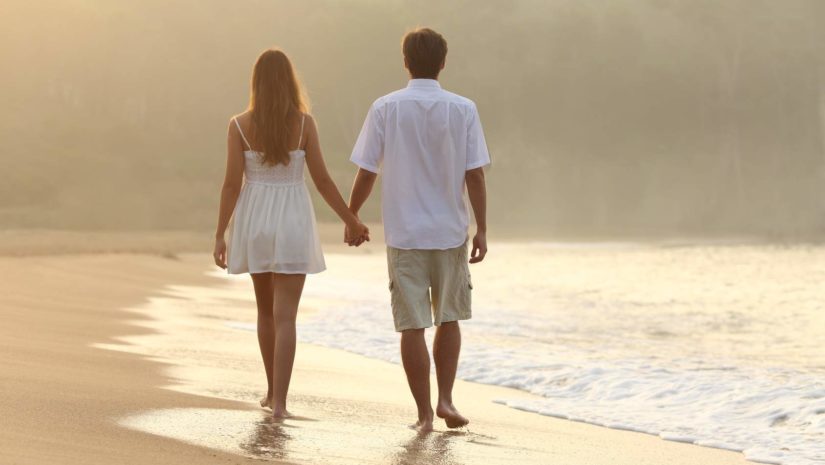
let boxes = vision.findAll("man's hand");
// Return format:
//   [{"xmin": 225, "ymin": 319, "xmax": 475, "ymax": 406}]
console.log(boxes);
[
  {"xmin": 344, "ymin": 221, "xmax": 370, "ymax": 247},
  {"xmin": 345, "ymin": 169, "xmax": 378, "ymax": 247},
  {"xmin": 470, "ymin": 231, "xmax": 487, "ymax": 264}
]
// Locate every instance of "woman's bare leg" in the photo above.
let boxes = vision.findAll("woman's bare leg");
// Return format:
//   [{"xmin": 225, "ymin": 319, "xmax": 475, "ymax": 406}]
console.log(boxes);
[
  {"xmin": 271, "ymin": 273, "xmax": 306, "ymax": 419},
  {"xmin": 251, "ymin": 273, "xmax": 276, "ymax": 408}
]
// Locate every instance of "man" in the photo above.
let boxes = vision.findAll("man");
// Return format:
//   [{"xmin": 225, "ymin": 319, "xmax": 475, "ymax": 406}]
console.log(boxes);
[{"xmin": 346, "ymin": 27, "xmax": 490, "ymax": 432}]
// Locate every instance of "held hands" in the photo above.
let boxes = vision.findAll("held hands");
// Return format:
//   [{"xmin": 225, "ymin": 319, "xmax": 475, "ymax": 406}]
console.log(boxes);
[
  {"xmin": 344, "ymin": 219, "xmax": 370, "ymax": 247},
  {"xmin": 213, "ymin": 237, "xmax": 227, "ymax": 269},
  {"xmin": 470, "ymin": 231, "xmax": 487, "ymax": 264}
]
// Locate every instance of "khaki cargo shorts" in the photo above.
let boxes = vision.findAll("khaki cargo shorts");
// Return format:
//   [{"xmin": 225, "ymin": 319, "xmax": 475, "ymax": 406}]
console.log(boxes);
[{"xmin": 386, "ymin": 240, "xmax": 472, "ymax": 332}]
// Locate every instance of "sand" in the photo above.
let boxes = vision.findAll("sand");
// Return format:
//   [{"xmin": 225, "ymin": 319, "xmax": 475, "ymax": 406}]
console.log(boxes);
[{"xmin": 0, "ymin": 230, "xmax": 757, "ymax": 465}]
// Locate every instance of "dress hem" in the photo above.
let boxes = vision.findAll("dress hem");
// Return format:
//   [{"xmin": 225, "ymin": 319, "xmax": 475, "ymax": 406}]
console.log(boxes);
[{"xmin": 226, "ymin": 267, "xmax": 326, "ymax": 276}]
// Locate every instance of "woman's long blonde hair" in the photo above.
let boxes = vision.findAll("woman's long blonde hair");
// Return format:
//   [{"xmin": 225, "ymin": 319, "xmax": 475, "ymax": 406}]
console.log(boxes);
[{"xmin": 248, "ymin": 49, "xmax": 310, "ymax": 166}]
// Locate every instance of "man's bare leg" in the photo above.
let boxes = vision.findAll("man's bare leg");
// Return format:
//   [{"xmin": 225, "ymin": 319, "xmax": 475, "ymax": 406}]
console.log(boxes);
[
  {"xmin": 400, "ymin": 328, "xmax": 434, "ymax": 432},
  {"xmin": 433, "ymin": 321, "xmax": 469, "ymax": 428}
]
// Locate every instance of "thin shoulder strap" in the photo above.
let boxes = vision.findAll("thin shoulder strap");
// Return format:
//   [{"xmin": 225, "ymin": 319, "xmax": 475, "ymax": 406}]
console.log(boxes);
[
  {"xmin": 296, "ymin": 114, "xmax": 306, "ymax": 150},
  {"xmin": 233, "ymin": 117, "xmax": 251, "ymax": 150}
]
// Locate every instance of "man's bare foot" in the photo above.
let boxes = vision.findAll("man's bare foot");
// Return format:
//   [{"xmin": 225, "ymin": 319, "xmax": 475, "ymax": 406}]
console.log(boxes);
[
  {"xmin": 436, "ymin": 403, "xmax": 469, "ymax": 428},
  {"xmin": 409, "ymin": 418, "xmax": 434, "ymax": 433},
  {"xmin": 409, "ymin": 408, "xmax": 434, "ymax": 433},
  {"xmin": 271, "ymin": 408, "xmax": 293, "ymax": 421}
]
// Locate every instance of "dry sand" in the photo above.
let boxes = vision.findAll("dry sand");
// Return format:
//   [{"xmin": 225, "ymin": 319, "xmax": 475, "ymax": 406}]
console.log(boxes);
[{"xmin": 0, "ymin": 231, "xmax": 757, "ymax": 464}]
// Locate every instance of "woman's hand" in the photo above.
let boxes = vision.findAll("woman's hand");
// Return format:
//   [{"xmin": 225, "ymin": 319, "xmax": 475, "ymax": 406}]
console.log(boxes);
[
  {"xmin": 213, "ymin": 237, "xmax": 227, "ymax": 269},
  {"xmin": 345, "ymin": 220, "xmax": 370, "ymax": 247}
]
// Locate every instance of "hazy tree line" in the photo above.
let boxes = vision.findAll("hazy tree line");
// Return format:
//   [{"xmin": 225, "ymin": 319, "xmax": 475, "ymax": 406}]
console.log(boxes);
[{"xmin": 1, "ymin": 0, "xmax": 823, "ymax": 237}]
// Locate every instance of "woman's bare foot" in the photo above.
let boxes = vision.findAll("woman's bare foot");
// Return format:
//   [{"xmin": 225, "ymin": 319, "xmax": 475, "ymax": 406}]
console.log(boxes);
[
  {"xmin": 260, "ymin": 394, "xmax": 272, "ymax": 409},
  {"xmin": 436, "ymin": 403, "xmax": 469, "ymax": 428}
]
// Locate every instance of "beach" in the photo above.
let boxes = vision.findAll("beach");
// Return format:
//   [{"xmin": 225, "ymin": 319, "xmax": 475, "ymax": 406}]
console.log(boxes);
[
  {"xmin": 0, "ymin": 230, "xmax": 767, "ymax": 465},
  {"xmin": 3, "ymin": 0, "xmax": 824, "ymax": 463}
]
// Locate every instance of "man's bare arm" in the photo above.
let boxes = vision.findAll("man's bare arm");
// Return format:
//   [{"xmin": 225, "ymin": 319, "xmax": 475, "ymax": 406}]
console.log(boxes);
[
  {"xmin": 465, "ymin": 167, "xmax": 487, "ymax": 263},
  {"xmin": 349, "ymin": 168, "xmax": 378, "ymax": 214},
  {"xmin": 346, "ymin": 168, "xmax": 378, "ymax": 246}
]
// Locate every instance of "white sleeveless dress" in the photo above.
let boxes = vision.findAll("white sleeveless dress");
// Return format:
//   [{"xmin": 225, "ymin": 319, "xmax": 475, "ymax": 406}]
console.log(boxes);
[{"xmin": 226, "ymin": 115, "xmax": 326, "ymax": 275}]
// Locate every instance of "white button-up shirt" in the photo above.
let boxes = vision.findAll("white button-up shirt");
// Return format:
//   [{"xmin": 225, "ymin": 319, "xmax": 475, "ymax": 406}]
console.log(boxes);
[{"xmin": 350, "ymin": 79, "xmax": 491, "ymax": 250}]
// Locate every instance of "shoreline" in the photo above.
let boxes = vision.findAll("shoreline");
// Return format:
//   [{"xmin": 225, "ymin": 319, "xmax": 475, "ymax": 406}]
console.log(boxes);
[
  {"xmin": 0, "ymin": 246, "xmax": 758, "ymax": 464},
  {"xmin": 1, "ymin": 227, "xmax": 821, "ymax": 259},
  {"xmin": 0, "ymin": 253, "xmax": 252, "ymax": 465}
]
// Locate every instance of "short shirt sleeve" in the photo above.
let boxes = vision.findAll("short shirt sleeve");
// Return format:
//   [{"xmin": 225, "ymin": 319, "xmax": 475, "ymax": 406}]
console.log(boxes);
[
  {"xmin": 465, "ymin": 103, "xmax": 491, "ymax": 171},
  {"xmin": 350, "ymin": 102, "xmax": 385, "ymax": 173}
]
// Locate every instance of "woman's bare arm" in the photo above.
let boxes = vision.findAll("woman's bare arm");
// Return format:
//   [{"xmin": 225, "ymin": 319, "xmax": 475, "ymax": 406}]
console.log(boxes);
[
  {"xmin": 302, "ymin": 115, "xmax": 369, "ymax": 243},
  {"xmin": 213, "ymin": 119, "xmax": 245, "ymax": 268}
]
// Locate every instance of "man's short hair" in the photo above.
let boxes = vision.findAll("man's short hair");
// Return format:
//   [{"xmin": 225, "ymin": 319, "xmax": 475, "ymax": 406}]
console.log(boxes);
[{"xmin": 402, "ymin": 28, "xmax": 448, "ymax": 79}]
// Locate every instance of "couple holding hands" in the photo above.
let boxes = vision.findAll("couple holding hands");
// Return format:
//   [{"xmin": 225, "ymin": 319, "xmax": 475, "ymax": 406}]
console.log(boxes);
[{"xmin": 213, "ymin": 27, "xmax": 489, "ymax": 432}]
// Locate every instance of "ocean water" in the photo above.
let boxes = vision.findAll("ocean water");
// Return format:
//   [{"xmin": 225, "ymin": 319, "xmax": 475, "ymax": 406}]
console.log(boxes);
[{"xmin": 221, "ymin": 242, "xmax": 825, "ymax": 465}]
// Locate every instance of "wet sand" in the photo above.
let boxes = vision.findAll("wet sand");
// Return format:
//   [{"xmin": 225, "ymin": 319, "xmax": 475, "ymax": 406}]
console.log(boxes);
[
  {"xmin": 0, "ymin": 230, "xmax": 757, "ymax": 465},
  {"xmin": 0, "ymin": 252, "xmax": 246, "ymax": 465}
]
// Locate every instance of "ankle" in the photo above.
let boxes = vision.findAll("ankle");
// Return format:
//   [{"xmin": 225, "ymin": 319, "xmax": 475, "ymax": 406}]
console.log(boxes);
[
  {"xmin": 437, "ymin": 398, "xmax": 454, "ymax": 408},
  {"xmin": 419, "ymin": 407, "xmax": 434, "ymax": 421}
]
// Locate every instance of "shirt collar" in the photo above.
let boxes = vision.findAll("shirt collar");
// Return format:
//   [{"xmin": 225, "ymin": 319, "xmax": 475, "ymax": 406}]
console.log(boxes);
[{"xmin": 407, "ymin": 79, "xmax": 442, "ymax": 89}]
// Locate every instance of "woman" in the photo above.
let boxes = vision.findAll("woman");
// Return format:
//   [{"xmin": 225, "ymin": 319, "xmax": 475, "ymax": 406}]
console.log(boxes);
[{"xmin": 213, "ymin": 49, "xmax": 368, "ymax": 419}]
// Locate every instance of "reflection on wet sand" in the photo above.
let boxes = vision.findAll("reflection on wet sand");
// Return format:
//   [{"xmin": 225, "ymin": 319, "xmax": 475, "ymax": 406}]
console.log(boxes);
[
  {"xmin": 239, "ymin": 417, "xmax": 294, "ymax": 461},
  {"xmin": 391, "ymin": 431, "xmax": 464, "ymax": 465},
  {"xmin": 120, "ymin": 403, "xmax": 551, "ymax": 465}
]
